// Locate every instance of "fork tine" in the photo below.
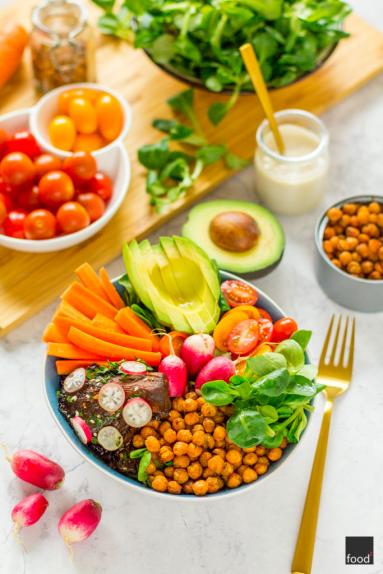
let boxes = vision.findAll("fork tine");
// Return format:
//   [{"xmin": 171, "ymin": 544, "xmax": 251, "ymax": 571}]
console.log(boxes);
[
  {"xmin": 338, "ymin": 316, "xmax": 349, "ymax": 366},
  {"xmin": 346, "ymin": 318, "xmax": 356, "ymax": 373},
  {"xmin": 319, "ymin": 314, "xmax": 335, "ymax": 366},
  {"xmin": 329, "ymin": 315, "xmax": 342, "ymax": 364}
]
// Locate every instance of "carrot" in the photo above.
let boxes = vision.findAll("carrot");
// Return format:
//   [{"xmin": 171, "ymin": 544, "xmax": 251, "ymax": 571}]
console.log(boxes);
[
  {"xmin": 115, "ymin": 307, "xmax": 160, "ymax": 351},
  {"xmin": 42, "ymin": 322, "xmax": 69, "ymax": 344},
  {"xmin": 53, "ymin": 300, "xmax": 92, "ymax": 323},
  {"xmin": 75, "ymin": 263, "xmax": 109, "ymax": 300},
  {"xmin": 68, "ymin": 327, "xmax": 162, "ymax": 366},
  {"xmin": 92, "ymin": 313, "xmax": 124, "ymax": 333},
  {"xmin": 0, "ymin": 24, "xmax": 28, "ymax": 89},
  {"xmin": 61, "ymin": 282, "xmax": 118, "ymax": 319},
  {"xmin": 56, "ymin": 360, "xmax": 108, "ymax": 376},
  {"xmin": 98, "ymin": 267, "xmax": 125, "ymax": 309},
  {"xmin": 54, "ymin": 316, "xmax": 152, "ymax": 351},
  {"xmin": 47, "ymin": 342, "xmax": 104, "ymax": 360}
]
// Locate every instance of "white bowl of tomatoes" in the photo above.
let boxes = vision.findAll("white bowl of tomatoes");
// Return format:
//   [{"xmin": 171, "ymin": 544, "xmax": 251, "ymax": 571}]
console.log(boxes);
[{"xmin": 0, "ymin": 109, "xmax": 130, "ymax": 253}]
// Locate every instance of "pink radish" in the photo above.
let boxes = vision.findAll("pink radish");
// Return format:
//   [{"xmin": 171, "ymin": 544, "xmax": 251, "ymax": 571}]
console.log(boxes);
[
  {"xmin": 158, "ymin": 354, "xmax": 187, "ymax": 397},
  {"xmin": 122, "ymin": 397, "xmax": 152, "ymax": 428},
  {"xmin": 120, "ymin": 360, "xmax": 147, "ymax": 375},
  {"xmin": 63, "ymin": 368, "xmax": 86, "ymax": 393},
  {"xmin": 58, "ymin": 499, "xmax": 102, "ymax": 552},
  {"xmin": 195, "ymin": 356, "xmax": 235, "ymax": 390},
  {"xmin": 12, "ymin": 493, "xmax": 48, "ymax": 533},
  {"xmin": 98, "ymin": 382, "xmax": 125, "ymax": 413},
  {"xmin": 71, "ymin": 417, "xmax": 92, "ymax": 445},
  {"xmin": 181, "ymin": 334, "xmax": 215, "ymax": 376},
  {"xmin": 6, "ymin": 449, "xmax": 65, "ymax": 490},
  {"xmin": 97, "ymin": 426, "xmax": 123, "ymax": 451}
]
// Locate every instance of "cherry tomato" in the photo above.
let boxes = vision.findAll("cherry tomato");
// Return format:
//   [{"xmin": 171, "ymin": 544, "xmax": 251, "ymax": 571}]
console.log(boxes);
[
  {"xmin": 17, "ymin": 185, "xmax": 40, "ymax": 211},
  {"xmin": 0, "ymin": 152, "xmax": 36, "ymax": 187},
  {"xmin": 227, "ymin": 319, "xmax": 260, "ymax": 355},
  {"xmin": 24, "ymin": 209, "xmax": 56, "ymax": 240},
  {"xmin": 73, "ymin": 133, "xmax": 104, "ymax": 152},
  {"xmin": 96, "ymin": 93, "xmax": 123, "ymax": 142},
  {"xmin": 38, "ymin": 170, "xmax": 75, "ymax": 208},
  {"xmin": 257, "ymin": 308, "xmax": 272, "ymax": 321},
  {"xmin": 77, "ymin": 192, "xmax": 105, "ymax": 222},
  {"xmin": 0, "ymin": 197, "xmax": 6, "ymax": 226},
  {"xmin": 34, "ymin": 153, "xmax": 62, "ymax": 178},
  {"xmin": 3, "ymin": 209, "xmax": 27, "ymax": 238},
  {"xmin": 221, "ymin": 280, "xmax": 258, "ymax": 308},
  {"xmin": 63, "ymin": 151, "xmax": 97, "ymax": 182},
  {"xmin": 89, "ymin": 172, "xmax": 113, "ymax": 200},
  {"xmin": 58, "ymin": 89, "xmax": 98, "ymax": 115},
  {"xmin": 159, "ymin": 331, "xmax": 188, "ymax": 357},
  {"xmin": 6, "ymin": 131, "xmax": 41, "ymax": 158},
  {"xmin": 56, "ymin": 201, "xmax": 90, "ymax": 234},
  {"xmin": 48, "ymin": 116, "xmax": 76, "ymax": 151},
  {"xmin": 0, "ymin": 176, "xmax": 12, "ymax": 195},
  {"xmin": 257, "ymin": 318, "xmax": 273, "ymax": 343},
  {"xmin": 68, "ymin": 97, "xmax": 97, "ymax": 135},
  {"xmin": 0, "ymin": 191, "xmax": 14, "ymax": 211},
  {"xmin": 272, "ymin": 317, "xmax": 298, "ymax": 343}
]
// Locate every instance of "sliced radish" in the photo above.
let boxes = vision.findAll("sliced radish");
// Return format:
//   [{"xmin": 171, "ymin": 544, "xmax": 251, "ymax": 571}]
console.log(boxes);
[
  {"xmin": 120, "ymin": 361, "xmax": 147, "ymax": 375},
  {"xmin": 63, "ymin": 368, "xmax": 86, "ymax": 394},
  {"xmin": 98, "ymin": 382, "xmax": 125, "ymax": 413},
  {"xmin": 122, "ymin": 397, "xmax": 152, "ymax": 428},
  {"xmin": 97, "ymin": 426, "xmax": 123, "ymax": 451},
  {"xmin": 70, "ymin": 416, "xmax": 92, "ymax": 445}
]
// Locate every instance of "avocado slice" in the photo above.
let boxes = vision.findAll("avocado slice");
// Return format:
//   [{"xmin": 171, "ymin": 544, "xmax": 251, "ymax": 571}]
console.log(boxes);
[
  {"xmin": 123, "ymin": 236, "xmax": 221, "ymax": 334},
  {"xmin": 182, "ymin": 200, "xmax": 285, "ymax": 277}
]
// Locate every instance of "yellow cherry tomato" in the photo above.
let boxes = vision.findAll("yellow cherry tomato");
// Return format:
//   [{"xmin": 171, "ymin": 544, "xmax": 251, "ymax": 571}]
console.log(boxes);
[
  {"xmin": 68, "ymin": 97, "xmax": 98, "ymax": 135},
  {"xmin": 73, "ymin": 133, "xmax": 105, "ymax": 152},
  {"xmin": 48, "ymin": 115, "xmax": 76, "ymax": 151},
  {"xmin": 58, "ymin": 89, "xmax": 98, "ymax": 114},
  {"xmin": 95, "ymin": 93, "xmax": 123, "ymax": 142}
]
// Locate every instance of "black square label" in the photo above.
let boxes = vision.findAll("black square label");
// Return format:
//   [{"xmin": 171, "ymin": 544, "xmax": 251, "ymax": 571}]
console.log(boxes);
[{"xmin": 346, "ymin": 537, "xmax": 374, "ymax": 565}]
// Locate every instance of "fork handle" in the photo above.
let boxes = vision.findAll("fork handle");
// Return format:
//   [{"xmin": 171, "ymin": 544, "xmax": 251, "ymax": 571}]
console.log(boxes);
[{"xmin": 291, "ymin": 399, "xmax": 333, "ymax": 574}]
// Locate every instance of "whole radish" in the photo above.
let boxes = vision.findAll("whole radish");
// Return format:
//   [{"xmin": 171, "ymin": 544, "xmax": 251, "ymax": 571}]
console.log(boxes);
[
  {"xmin": 181, "ymin": 334, "xmax": 215, "ymax": 376},
  {"xmin": 195, "ymin": 356, "xmax": 235, "ymax": 390},
  {"xmin": 5, "ymin": 449, "xmax": 65, "ymax": 490},
  {"xmin": 11, "ymin": 493, "xmax": 48, "ymax": 534},
  {"xmin": 58, "ymin": 499, "xmax": 102, "ymax": 552},
  {"xmin": 158, "ymin": 354, "xmax": 187, "ymax": 397}
]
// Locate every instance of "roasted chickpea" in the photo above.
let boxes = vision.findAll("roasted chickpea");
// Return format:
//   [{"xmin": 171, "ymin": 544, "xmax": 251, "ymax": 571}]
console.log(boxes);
[
  {"xmin": 214, "ymin": 439, "xmax": 226, "ymax": 448},
  {"xmin": 208, "ymin": 455, "xmax": 225, "ymax": 474},
  {"xmin": 145, "ymin": 436, "xmax": 161, "ymax": 453},
  {"xmin": 188, "ymin": 462, "xmax": 203, "ymax": 480},
  {"xmin": 347, "ymin": 261, "xmax": 361, "ymax": 275},
  {"xmin": 163, "ymin": 428, "xmax": 177, "ymax": 444},
  {"xmin": 172, "ymin": 397, "xmax": 185, "ymax": 412},
  {"xmin": 146, "ymin": 462, "xmax": 156, "ymax": 475},
  {"xmin": 237, "ymin": 464, "xmax": 247, "ymax": 477},
  {"xmin": 160, "ymin": 445, "xmax": 174, "ymax": 462},
  {"xmin": 202, "ymin": 418, "xmax": 215, "ymax": 433},
  {"xmin": 153, "ymin": 470, "xmax": 165, "ymax": 477},
  {"xmin": 226, "ymin": 450, "xmax": 242, "ymax": 467},
  {"xmin": 159, "ymin": 421, "xmax": 171, "ymax": 435},
  {"xmin": 242, "ymin": 447, "xmax": 256, "ymax": 453},
  {"xmin": 203, "ymin": 467, "xmax": 215, "ymax": 478},
  {"xmin": 192, "ymin": 430, "xmax": 205, "ymax": 447},
  {"xmin": 324, "ymin": 226, "xmax": 335, "ymax": 239},
  {"xmin": 340, "ymin": 214, "xmax": 350, "ymax": 227},
  {"xmin": 361, "ymin": 260, "xmax": 374, "ymax": 275},
  {"xmin": 221, "ymin": 462, "xmax": 234, "ymax": 480},
  {"xmin": 151, "ymin": 475, "xmax": 168, "ymax": 492},
  {"xmin": 201, "ymin": 403, "xmax": 217, "ymax": 417},
  {"xmin": 184, "ymin": 398, "xmax": 198, "ymax": 412},
  {"xmin": 173, "ymin": 468, "xmax": 189, "ymax": 484},
  {"xmin": 357, "ymin": 206, "xmax": 370, "ymax": 225},
  {"xmin": 192, "ymin": 424, "xmax": 204, "ymax": 432},
  {"xmin": 213, "ymin": 426, "xmax": 226, "ymax": 441},
  {"xmin": 280, "ymin": 437, "xmax": 288, "ymax": 449},
  {"xmin": 369, "ymin": 239, "xmax": 381, "ymax": 254},
  {"xmin": 204, "ymin": 434, "xmax": 215, "ymax": 449},
  {"xmin": 258, "ymin": 456, "xmax": 270, "ymax": 465},
  {"xmin": 213, "ymin": 448, "xmax": 226, "ymax": 459},
  {"xmin": 199, "ymin": 451, "xmax": 212, "ymax": 467},
  {"xmin": 187, "ymin": 443, "xmax": 203, "ymax": 460},
  {"xmin": 356, "ymin": 243, "xmax": 369, "ymax": 258},
  {"xmin": 140, "ymin": 427, "xmax": 157, "ymax": 439},
  {"xmin": 363, "ymin": 224, "xmax": 380, "ymax": 238},
  {"xmin": 173, "ymin": 441, "xmax": 189, "ymax": 456},
  {"xmin": 226, "ymin": 473, "xmax": 242, "ymax": 488},
  {"xmin": 255, "ymin": 463, "xmax": 269, "ymax": 475},
  {"xmin": 133, "ymin": 434, "xmax": 145, "ymax": 448},
  {"xmin": 172, "ymin": 417, "xmax": 186, "ymax": 431},
  {"xmin": 343, "ymin": 203, "xmax": 357, "ymax": 215},
  {"xmin": 185, "ymin": 391, "xmax": 198, "ymax": 400},
  {"xmin": 167, "ymin": 480, "xmax": 182, "ymax": 494},
  {"xmin": 220, "ymin": 405, "xmax": 235, "ymax": 416},
  {"xmin": 242, "ymin": 468, "xmax": 258, "ymax": 483},
  {"xmin": 206, "ymin": 476, "xmax": 224, "ymax": 493},
  {"xmin": 148, "ymin": 420, "xmax": 160, "ymax": 430},
  {"xmin": 177, "ymin": 429, "xmax": 192, "ymax": 443},
  {"xmin": 331, "ymin": 259, "xmax": 341, "ymax": 268},
  {"xmin": 164, "ymin": 466, "xmax": 174, "ymax": 478},
  {"xmin": 197, "ymin": 396, "xmax": 205, "ymax": 407},
  {"xmin": 192, "ymin": 480, "xmax": 209, "ymax": 496},
  {"xmin": 183, "ymin": 480, "xmax": 194, "ymax": 494},
  {"xmin": 174, "ymin": 455, "xmax": 190, "ymax": 468},
  {"xmin": 339, "ymin": 251, "xmax": 352, "ymax": 267},
  {"xmin": 213, "ymin": 413, "xmax": 225, "ymax": 424},
  {"xmin": 327, "ymin": 207, "xmax": 342, "ymax": 222},
  {"xmin": 369, "ymin": 271, "xmax": 382, "ymax": 280},
  {"xmin": 168, "ymin": 409, "xmax": 181, "ymax": 420},
  {"xmin": 243, "ymin": 453, "xmax": 258, "ymax": 465},
  {"xmin": 358, "ymin": 233, "xmax": 369, "ymax": 243},
  {"xmin": 378, "ymin": 246, "xmax": 383, "ymax": 261},
  {"xmin": 256, "ymin": 446, "xmax": 266, "ymax": 456},
  {"xmin": 267, "ymin": 448, "xmax": 283, "ymax": 462},
  {"xmin": 369, "ymin": 201, "xmax": 381, "ymax": 214},
  {"xmin": 346, "ymin": 226, "xmax": 359, "ymax": 238},
  {"xmin": 185, "ymin": 412, "xmax": 200, "ymax": 426}
]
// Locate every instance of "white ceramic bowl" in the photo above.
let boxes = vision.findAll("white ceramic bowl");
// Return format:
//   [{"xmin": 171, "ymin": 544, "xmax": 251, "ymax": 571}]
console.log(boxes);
[
  {"xmin": 30, "ymin": 82, "xmax": 132, "ymax": 160},
  {"xmin": 0, "ymin": 109, "xmax": 131, "ymax": 253}
]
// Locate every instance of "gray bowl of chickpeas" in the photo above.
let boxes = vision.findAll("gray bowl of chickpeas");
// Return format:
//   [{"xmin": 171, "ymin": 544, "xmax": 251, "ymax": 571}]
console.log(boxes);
[{"xmin": 315, "ymin": 195, "xmax": 383, "ymax": 312}]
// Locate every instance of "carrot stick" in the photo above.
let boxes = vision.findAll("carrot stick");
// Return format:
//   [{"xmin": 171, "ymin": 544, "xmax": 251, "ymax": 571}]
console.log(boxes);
[
  {"xmin": 53, "ymin": 300, "xmax": 92, "ymax": 323},
  {"xmin": 68, "ymin": 327, "xmax": 162, "ymax": 366},
  {"xmin": 42, "ymin": 322, "xmax": 69, "ymax": 344},
  {"xmin": 47, "ymin": 342, "xmax": 104, "ymax": 360},
  {"xmin": 0, "ymin": 24, "xmax": 28, "ymax": 89},
  {"xmin": 75, "ymin": 263, "xmax": 109, "ymax": 300},
  {"xmin": 56, "ymin": 360, "xmax": 108, "ymax": 376},
  {"xmin": 92, "ymin": 313, "xmax": 124, "ymax": 333},
  {"xmin": 99, "ymin": 267, "xmax": 125, "ymax": 309},
  {"xmin": 115, "ymin": 307, "xmax": 161, "ymax": 351},
  {"xmin": 54, "ymin": 317, "xmax": 152, "ymax": 351},
  {"xmin": 62, "ymin": 282, "xmax": 118, "ymax": 319}
]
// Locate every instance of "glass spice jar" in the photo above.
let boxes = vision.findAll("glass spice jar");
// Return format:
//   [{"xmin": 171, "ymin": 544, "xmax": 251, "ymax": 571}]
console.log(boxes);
[{"xmin": 30, "ymin": 0, "xmax": 96, "ymax": 93}]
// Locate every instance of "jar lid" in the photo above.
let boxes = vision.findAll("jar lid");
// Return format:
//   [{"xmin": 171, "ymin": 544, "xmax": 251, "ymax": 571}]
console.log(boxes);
[{"xmin": 32, "ymin": 0, "xmax": 88, "ymax": 39}]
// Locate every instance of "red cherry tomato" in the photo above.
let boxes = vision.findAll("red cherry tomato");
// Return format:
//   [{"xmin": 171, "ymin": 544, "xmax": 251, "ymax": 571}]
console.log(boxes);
[
  {"xmin": 257, "ymin": 308, "xmax": 272, "ymax": 321},
  {"xmin": 3, "ymin": 209, "xmax": 27, "ymax": 238},
  {"xmin": 63, "ymin": 151, "xmax": 97, "ymax": 182},
  {"xmin": 77, "ymin": 192, "xmax": 105, "ymax": 222},
  {"xmin": 89, "ymin": 172, "xmax": 112, "ymax": 201},
  {"xmin": 24, "ymin": 209, "xmax": 56, "ymax": 240},
  {"xmin": 56, "ymin": 201, "xmax": 90, "ymax": 234},
  {"xmin": 227, "ymin": 319, "xmax": 260, "ymax": 355},
  {"xmin": 0, "ymin": 128, "xmax": 9, "ymax": 158},
  {"xmin": 0, "ymin": 191, "xmax": 14, "ymax": 211},
  {"xmin": 0, "ymin": 197, "xmax": 6, "ymax": 226},
  {"xmin": 0, "ymin": 152, "xmax": 36, "ymax": 187},
  {"xmin": 257, "ymin": 318, "xmax": 273, "ymax": 343},
  {"xmin": 221, "ymin": 280, "xmax": 258, "ymax": 308},
  {"xmin": 17, "ymin": 185, "xmax": 40, "ymax": 211},
  {"xmin": 0, "ymin": 176, "xmax": 13, "ymax": 195},
  {"xmin": 6, "ymin": 131, "xmax": 41, "ymax": 158},
  {"xmin": 38, "ymin": 171, "xmax": 74, "ymax": 208},
  {"xmin": 272, "ymin": 317, "xmax": 298, "ymax": 343},
  {"xmin": 34, "ymin": 154, "xmax": 62, "ymax": 178}
]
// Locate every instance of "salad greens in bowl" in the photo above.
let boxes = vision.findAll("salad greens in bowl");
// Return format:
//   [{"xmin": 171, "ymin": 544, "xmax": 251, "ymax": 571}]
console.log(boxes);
[{"xmin": 92, "ymin": 0, "xmax": 351, "ymax": 123}]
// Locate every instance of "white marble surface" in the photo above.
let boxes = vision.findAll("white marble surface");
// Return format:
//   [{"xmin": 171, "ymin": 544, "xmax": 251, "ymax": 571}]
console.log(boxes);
[{"xmin": 1, "ymin": 1, "xmax": 383, "ymax": 573}]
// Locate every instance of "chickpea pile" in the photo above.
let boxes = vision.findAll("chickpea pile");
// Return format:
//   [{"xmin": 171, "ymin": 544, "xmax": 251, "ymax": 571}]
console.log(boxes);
[
  {"xmin": 323, "ymin": 201, "xmax": 383, "ymax": 280},
  {"xmin": 131, "ymin": 392, "xmax": 287, "ymax": 496}
]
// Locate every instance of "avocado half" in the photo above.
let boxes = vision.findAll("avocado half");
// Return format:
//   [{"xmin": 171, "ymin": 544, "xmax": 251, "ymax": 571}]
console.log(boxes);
[{"xmin": 182, "ymin": 200, "xmax": 285, "ymax": 278}]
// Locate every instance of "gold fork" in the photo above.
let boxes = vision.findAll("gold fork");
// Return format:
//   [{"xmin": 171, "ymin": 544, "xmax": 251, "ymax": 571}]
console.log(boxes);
[{"xmin": 291, "ymin": 315, "xmax": 355, "ymax": 574}]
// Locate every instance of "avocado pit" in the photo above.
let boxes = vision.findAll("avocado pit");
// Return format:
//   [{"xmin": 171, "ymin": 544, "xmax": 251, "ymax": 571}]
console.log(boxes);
[{"xmin": 209, "ymin": 211, "xmax": 260, "ymax": 253}]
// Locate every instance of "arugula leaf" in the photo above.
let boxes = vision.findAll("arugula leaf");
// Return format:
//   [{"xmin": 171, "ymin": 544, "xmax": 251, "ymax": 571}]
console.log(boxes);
[
  {"xmin": 196, "ymin": 144, "xmax": 226, "ymax": 165},
  {"xmin": 129, "ymin": 448, "xmax": 147, "ymax": 459},
  {"xmin": 224, "ymin": 152, "xmax": 249, "ymax": 170},
  {"xmin": 138, "ymin": 139, "xmax": 170, "ymax": 170},
  {"xmin": 250, "ymin": 368, "xmax": 290, "ymax": 397},
  {"xmin": 201, "ymin": 380, "xmax": 237, "ymax": 406},
  {"xmin": 227, "ymin": 409, "xmax": 268, "ymax": 448}
]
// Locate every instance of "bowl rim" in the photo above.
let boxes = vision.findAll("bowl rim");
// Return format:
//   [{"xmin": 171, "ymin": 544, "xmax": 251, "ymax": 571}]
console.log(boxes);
[
  {"xmin": 43, "ymin": 270, "xmax": 315, "ymax": 501},
  {"xmin": 30, "ymin": 82, "xmax": 132, "ymax": 160},
  {"xmin": 315, "ymin": 194, "xmax": 383, "ymax": 285}
]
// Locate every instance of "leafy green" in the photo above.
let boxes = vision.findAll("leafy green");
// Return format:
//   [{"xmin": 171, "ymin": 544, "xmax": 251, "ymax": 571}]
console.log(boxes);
[
  {"xmin": 275, "ymin": 339, "xmax": 305, "ymax": 373},
  {"xmin": 131, "ymin": 303, "xmax": 163, "ymax": 330},
  {"xmin": 227, "ymin": 409, "xmax": 268, "ymax": 448},
  {"xmin": 118, "ymin": 273, "xmax": 139, "ymax": 305},
  {"xmin": 130, "ymin": 448, "xmax": 152, "ymax": 483},
  {"xmin": 292, "ymin": 329, "xmax": 312, "ymax": 350}
]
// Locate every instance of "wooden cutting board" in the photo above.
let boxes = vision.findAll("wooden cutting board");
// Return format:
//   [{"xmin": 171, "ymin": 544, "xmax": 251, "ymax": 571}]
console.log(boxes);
[{"xmin": 1, "ymin": 7, "xmax": 383, "ymax": 337}]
